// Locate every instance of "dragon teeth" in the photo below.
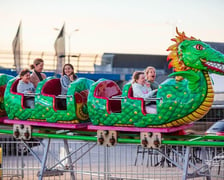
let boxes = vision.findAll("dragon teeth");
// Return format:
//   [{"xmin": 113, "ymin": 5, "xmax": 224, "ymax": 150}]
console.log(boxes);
[{"xmin": 206, "ymin": 62, "xmax": 224, "ymax": 71}]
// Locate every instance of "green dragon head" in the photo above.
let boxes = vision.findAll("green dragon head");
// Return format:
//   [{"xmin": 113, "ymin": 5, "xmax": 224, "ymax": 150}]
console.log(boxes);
[{"xmin": 167, "ymin": 28, "xmax": 224, "ymax": 75}]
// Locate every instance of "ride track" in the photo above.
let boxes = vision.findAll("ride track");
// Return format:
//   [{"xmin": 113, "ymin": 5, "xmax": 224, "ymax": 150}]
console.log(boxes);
[{"xmin": 0, "ymin": 117, "xmax": 224, "ymax": 146}]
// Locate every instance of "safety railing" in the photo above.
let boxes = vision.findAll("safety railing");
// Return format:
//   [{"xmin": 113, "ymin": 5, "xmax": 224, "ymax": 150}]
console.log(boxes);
[
  {"xmin": 0, "ymin": 139, "xmax": 223, "ymax": 180},
  {"xmin": 0, "ymin": 50, "xmax": 102, "ymax": 73}
]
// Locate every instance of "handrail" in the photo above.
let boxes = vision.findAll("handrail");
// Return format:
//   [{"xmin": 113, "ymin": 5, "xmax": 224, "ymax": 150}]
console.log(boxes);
[
  {"xmin": 56, "ymin": 95, "xmax": 73, "ymax": 99},
  {"xmin": 24, "ymin": 93, "xmax": 40, "ymax": 97},
  {"xmin": 109, "ymin": 95, "xmax": 127, "ymax": 100},
  {"xmin": 144, "ymin": 97, "xmax": 163, "ymax": 103},
  {"xmin": 109, "ymin": 96, "xmax": 163, "ymax": 103}
]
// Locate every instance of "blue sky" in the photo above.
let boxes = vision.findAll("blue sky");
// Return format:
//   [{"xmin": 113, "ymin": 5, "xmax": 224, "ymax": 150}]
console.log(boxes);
[{"xmin": 0, "ymin": 0, "xmax": 224, "ymax": 55}]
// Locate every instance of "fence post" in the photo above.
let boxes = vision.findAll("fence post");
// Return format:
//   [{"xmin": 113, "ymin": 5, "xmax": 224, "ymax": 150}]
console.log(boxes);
[{"xmin": 0, "ymin": 147, "xmax": 2, "ymax": 180}]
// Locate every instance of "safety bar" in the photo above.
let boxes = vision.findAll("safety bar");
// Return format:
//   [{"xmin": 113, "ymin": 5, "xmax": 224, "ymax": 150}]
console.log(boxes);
[
  {"xmin": 56, "ymin": 95, "xmax": 73, "ymax": 99},
  {"xmin": 109, "ymin": 95, "xmax": 127, "ymax": 100},
  {"xmin": 24, "ymin": 93, "xmax": 40, "ymax": 97},
  {"xmin": 144, "ymin": 97, "xmax": 163, "ymax": 103}
]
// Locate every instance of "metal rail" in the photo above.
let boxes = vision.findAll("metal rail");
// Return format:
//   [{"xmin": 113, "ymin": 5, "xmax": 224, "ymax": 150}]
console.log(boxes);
[{"xmin": 0, "ymin": 128, "xmax": 224, "ymax": 146}]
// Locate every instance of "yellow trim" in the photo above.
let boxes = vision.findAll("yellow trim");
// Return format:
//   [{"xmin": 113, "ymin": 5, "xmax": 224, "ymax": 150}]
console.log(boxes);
[
  {"xmin": 195, "ymin": 108, "xmax": 207, "ymax": 115},
  {"xmin": 155, "ymin": 71, "xmax": 214, "ymax": 127},
  {"xmin": 192, "ymin": 111, "xmax": 204, "ymax": 119}
]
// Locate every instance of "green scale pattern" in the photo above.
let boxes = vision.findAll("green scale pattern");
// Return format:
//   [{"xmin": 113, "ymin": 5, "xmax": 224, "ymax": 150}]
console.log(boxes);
[
  {"xmin": 0, "ymin": 74, "xmax": 14, "ymax": 113},
  {"xmin": 4, "ymin": 77, "xmax": 94, "ymax": 123},
  {"xmin": 88, "ymin": 70, "xmax": 207, "ymax": 127}
]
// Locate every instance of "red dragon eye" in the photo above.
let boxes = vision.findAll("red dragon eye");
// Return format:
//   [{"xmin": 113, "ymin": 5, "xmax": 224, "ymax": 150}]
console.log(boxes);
[{"xmin": 194, "ymin": 44, "xmax": 204, "ymax": 50}]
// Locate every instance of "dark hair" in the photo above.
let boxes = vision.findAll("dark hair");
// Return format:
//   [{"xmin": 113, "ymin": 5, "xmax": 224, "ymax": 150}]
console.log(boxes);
[
  {"xmin": 30, "ymin": 58, "xmax": 44, "ymax": 69},
  {"xmin": 62, "ymin": 64, "xmax": 77, "ymax": 79},
  {"xmin": 19, "ymin": 69, "xmax": 30, "ymax": 77},
  {"xmin": 131, "ymin": 71, "xmax": 144, "ymax": 83}
]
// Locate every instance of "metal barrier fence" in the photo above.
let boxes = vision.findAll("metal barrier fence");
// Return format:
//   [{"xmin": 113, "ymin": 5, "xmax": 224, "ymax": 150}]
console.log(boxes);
[
  {"xmin": 0, "ymin": 50, "xmax": 102, "ymax": 73},
  {"xmin": 0, "ymin": 105, "xmax": 224, "ymax": 180},
  {"xmin": 0, "ymin": 138, "xmax": 224, "ymax": 180},
  {"xmin": 190, "ymin": 107, "xmax": 224, "ymax": 134}
]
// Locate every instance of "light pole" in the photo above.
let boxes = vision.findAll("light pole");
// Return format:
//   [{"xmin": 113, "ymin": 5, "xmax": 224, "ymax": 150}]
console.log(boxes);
[
  {"xmin": 54, "ymin": 28, "xmax": 79, "ymax": 63},
  {"xmin": 68, "ymin": 29, "xmax": 79, "ymax": 63}
]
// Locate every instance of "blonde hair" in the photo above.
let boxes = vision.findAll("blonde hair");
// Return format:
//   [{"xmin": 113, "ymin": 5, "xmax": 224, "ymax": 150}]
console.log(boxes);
[
  {"xmin": 144, "ymin": 66, "xmax": 156, "ymax": 77},
  {"xmin": 30, "ymin": 58, "xmax": 44, "ymax": 69}
]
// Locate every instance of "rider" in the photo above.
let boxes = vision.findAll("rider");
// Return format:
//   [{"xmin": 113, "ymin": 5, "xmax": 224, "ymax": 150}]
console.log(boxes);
[
  {"xmin": 144, "ymin": 66, "xmax": 159, "ymax": 90},
  {"xmin": 131, "ymin": 71, "xmax": 157, "ymax": 114},
  {"xmin": 30, "ymin": 58, "xmax": 46, "ymax": 88},
  {"xmin": 17, "ymin": 69, "xmax": 35, "ymax": 108},
  {"xmin": 60, "ymin": 63, "xmax": 78, "ymax": 95}
]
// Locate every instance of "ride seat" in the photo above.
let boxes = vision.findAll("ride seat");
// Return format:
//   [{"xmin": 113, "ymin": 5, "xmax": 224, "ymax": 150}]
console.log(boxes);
[
  {"xmin": 0, "ymin": 85, "xmax": 6, "ymax": 97},
  {"xmin": 94, "ymin": 80, "xmax": 122, "ymax": 113},
  {"xmin": 41, "ymin": 79, "xmax": 61, "ymax": 96},
  {"xmin": 0, "ymin": 85, "xmax": 7, "ymax": 115},
  {"xmin": 10, "ymin": 78, "xmax": 28, "ymax": 109},
  {"xmin": 11, "ymin": 79, "xmax": 20, "ymax": 94},
  {"xmin": 128, "ymin": 86, "xmax": 147, "ymax": 115},
  {"xmin": 41, "ymin": 78, "xmax": 88, "ymax": 111},
  {"xmin": 41, "ymin": 79, "xmax": 64, "ymax": 110},
  {"xmin": 79, "ymin": 89, "xmax": 88, "ymax": 102},
  {"xmin": 74, "ymin": 91, "xmax": 88, "ymax": 104}
]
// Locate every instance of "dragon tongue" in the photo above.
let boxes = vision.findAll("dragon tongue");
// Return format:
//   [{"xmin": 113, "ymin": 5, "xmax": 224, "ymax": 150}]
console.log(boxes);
[{"xmin": 200, "ymin": 58, "xmax": 207, "ymax": 63}]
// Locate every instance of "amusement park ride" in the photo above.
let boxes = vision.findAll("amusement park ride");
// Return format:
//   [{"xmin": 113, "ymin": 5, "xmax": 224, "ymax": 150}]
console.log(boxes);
[{"xmin": 0, "ymin": 28, "xmax": 224, "ymax": 179}]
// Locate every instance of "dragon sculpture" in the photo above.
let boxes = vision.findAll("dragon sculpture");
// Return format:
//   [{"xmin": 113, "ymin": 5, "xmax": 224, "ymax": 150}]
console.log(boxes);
[{"xmin": 88, "ymin": 28, "xmax": 224, "ymax": 127}]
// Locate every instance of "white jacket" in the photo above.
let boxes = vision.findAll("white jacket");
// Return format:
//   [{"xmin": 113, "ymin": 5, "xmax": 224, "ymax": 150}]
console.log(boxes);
[{"xmin": 132, "ymin": 83, "xmax": 157, "ymax": 99}]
